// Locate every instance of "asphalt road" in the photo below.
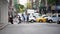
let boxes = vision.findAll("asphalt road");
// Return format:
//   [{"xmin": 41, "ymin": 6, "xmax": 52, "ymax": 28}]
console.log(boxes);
[{"xmin": 0, "ymin": 23, "xmax": 60, "ymax": 34}]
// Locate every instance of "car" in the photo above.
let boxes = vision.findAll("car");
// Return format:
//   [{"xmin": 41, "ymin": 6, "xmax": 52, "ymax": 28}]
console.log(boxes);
[
  {"xmin": 43, "ymin": 15, "xmax": 56, "ymax": 23},
  {"xmin": 36, "ymin": 15, "xmax": 47, "ymax": 23},
  {"xmin": 41, "ymin": 15, "xmax": 51, "ymax": 22},
  {"xmin": 50, "ymin": 14, "xmax": 60, "ymax": 23},
  {"xmin": 43, "ymin": 14, "xmax": 60, "ymax": 24}
]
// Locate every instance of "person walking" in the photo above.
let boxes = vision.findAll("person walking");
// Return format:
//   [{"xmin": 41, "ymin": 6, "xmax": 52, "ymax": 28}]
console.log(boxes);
[
  {"xmin": 22, "ymin": 14, "xmax": 25, "ymax": 22},
  {"xmin": 18, "ymin": 16, "xmax": 21, "ymax": 24},
  {"xmin": 9, "ymin": 15, "xmax": 13, "ymax": 24},
  {"xmin": 27, "ymin": 14, "xmax": 29, "ymax": 22}
]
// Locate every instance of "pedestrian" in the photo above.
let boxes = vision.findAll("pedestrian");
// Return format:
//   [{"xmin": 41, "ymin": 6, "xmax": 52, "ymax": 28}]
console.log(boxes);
[
  {"xmin": 27, "ymin": 14, "xmax": 29, "ymax": 22},
  {"xmin": 18, "ymin": 16, "xmax": 21, "ymax": 24},
  {"xmin": 22, "ymin": 14, "xmax": 25, "ymax": 22},
  {"xmin": 9, "ymin": 15, "xmax": 13, "ymax": 24}
]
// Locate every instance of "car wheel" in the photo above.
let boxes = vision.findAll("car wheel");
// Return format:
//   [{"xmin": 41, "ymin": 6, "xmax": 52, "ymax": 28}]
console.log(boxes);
[
  {"xmin": 30, "ymin": 20, "xmax": 34, "ymax": 23},
  {"xmin": 49, "ymin": 20, "xmax": 53, "ymax": 23},
  {"xmin": 39, "ymin": 20, "xmax": 43, "ymax": 22}
]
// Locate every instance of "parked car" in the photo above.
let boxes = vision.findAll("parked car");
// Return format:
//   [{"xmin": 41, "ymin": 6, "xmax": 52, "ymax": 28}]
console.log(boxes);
[
  {"xmin": 41, "ymin": 15, "xmax": 50, "ymax": 22},
  {"xmin": 36, "ymin": 15, "xmax": 47, "ymax": 23},
  {"xmin": 43, "ymin": 14, "xmax": 60, "ymax": 24}
]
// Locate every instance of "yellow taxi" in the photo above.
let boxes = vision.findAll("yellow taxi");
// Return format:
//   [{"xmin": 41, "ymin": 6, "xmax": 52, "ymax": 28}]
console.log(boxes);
[{"xmin": 36, "ymin": 15, "xmax": 47, "ymax": 22}]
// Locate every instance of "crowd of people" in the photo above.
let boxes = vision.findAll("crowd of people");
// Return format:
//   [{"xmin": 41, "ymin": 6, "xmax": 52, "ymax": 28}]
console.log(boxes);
[{"xmin": 8, "ymin": 13, "xmax": 29, "ymax": 24}]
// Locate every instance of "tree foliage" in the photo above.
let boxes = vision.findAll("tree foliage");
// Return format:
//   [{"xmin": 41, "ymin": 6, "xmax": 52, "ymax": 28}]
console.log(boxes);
[
  {"xmin": 47, "ymin": 0, "xmax": 56, "ymax": 5},
  {"xmin": 26, "ymin": 0, "xmax": 32, "ymax": 9},
  {"xmin": 14, "ymin": 4, "xmax": 24, "ymax": 13}
]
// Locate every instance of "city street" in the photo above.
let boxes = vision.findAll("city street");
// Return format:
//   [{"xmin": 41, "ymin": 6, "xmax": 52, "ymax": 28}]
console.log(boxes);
[
  {"xmin": 0, "ymin": 0, "xmax": 60, "ymax": 34},
  {"xmin": 0, "ymin": 23, "xmax": 60, "ymax": 34}
]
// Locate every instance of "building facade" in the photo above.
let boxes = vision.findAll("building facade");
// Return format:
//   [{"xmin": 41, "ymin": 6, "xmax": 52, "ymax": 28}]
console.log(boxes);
[{"xmin": 0, "ymin": 0, "xmax": 9, "ymax": 29}]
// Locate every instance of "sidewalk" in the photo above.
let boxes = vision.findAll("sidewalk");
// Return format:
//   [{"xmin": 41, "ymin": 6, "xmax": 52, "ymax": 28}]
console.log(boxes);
[{"xmin": 0, "ymin": 23, "xmax": 7, "ymax": 30}]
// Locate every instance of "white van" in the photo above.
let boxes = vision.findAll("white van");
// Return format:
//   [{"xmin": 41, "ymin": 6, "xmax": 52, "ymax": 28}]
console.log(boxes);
[{"xmin": 29, "ymin": 13, "xmax": 36, "ymax": 22}]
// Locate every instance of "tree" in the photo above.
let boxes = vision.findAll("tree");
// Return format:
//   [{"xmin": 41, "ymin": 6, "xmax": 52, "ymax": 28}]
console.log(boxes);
[
  {"xmin": 14, "ymin": 4, "xmax": 25, "ymax": 13},
  {"xmin": 47, "ymin": 0, "xmax": 56, "ymax": 5},
  {"xmin": 26, "ymin": 0, "xmax": 32, "ymax": 9},
  {"xmin": 47, "ymin": 0, "xmax": 56, "ymax": 13}
]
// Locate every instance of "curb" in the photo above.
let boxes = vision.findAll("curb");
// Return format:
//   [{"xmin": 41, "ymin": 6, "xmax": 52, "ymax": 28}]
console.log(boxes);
[{"xmin": 0, "ymin": 24, "xmax": 8, "ymax": 30}]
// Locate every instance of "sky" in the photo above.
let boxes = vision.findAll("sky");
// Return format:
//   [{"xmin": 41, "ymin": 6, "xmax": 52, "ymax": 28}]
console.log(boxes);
[{"xmin": 19, "ymin": 0, "xmax": 27, "ymax": 7}]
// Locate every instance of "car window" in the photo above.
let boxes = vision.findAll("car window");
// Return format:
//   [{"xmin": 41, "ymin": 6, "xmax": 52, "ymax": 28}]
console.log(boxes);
[{"xmin": 52, "ymin": 15, "xmax": 56, "ymax": 17}]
